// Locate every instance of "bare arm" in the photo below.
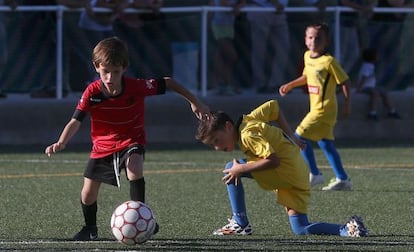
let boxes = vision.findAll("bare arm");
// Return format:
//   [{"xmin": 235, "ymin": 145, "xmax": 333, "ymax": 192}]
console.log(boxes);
[
  {"xmin": 276, "ymin": 109, "xmax": 306, "ymax": 149},
  {"xmin": 279, "ymin": 75, "xmax": 307, "ymax": 96},
  {"xmin": 164, "ymin": 77, "xmax": 210, "ymax": 120},
  {"xmin": 340, "ymin": 79, "xmax": 352, "ymax": 118},
  {"xmin": 223, "ymin": 156, "xmax": 279, "ymax": 185},
  {"xmin": 45, "ymin": 118, "xmax": 81, "ymax": 157}
]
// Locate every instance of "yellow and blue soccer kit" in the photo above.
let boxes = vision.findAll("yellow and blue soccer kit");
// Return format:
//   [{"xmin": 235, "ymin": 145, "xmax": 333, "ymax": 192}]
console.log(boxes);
[
  {"xmin": 224, "ymin": 100, "xmax": 348, "ymax": 235},
  {"xmin": 298, "ymin": 50, "xmax": 349, "ymax": 141},
  {"xmin": 297, "ymin": 51, "xmax": 349, "ymax": 180}
]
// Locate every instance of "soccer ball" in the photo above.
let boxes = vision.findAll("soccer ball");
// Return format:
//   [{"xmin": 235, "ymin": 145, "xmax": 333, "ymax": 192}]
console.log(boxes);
[{"xmin": 110, "ymin": 201, "xmax": 156, "ymax": 245}]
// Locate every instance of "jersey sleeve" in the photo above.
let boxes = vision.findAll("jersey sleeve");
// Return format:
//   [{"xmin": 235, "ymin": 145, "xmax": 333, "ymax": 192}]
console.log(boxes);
[
  {"xmin": 73, "ymin": 85, "xmax": 96, "ymax": 120},
  {"xmin": 72, "ymin": 109, "xmax": 87, "ymax": 122},
  {"xmin": 240, "ymin": 132, "xmax": 274, "ymax": 159},
  {"xmin": 329, "ymin": 57, "xmax": 349, "ymax": 85},
  {"xmin": 156, "ymin": 77, "xmax": 166, "ymax": 95},
  {"xmin": 246, "ymin": 100, "xmax": 280, "ymax": 124}
]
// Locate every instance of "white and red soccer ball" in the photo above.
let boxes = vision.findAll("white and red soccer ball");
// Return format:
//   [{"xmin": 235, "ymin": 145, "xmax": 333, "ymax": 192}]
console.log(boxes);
[{"xmin": 111, "ymin": 201, "xmax": 156, "ymax": 245}]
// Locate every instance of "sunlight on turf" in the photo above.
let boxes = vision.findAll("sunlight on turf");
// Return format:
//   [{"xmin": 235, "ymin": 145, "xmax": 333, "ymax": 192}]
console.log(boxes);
[{"xmin": 1, "ymin": 145, "xmax": 414, "ymax": 251}]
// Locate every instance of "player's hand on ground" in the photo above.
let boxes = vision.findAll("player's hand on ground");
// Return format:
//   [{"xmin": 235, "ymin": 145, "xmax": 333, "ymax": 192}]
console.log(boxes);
[
  {"xmin": 45, "ymin": 142, "xmax": 66, "ymax": 157},
  {"xmin": 222, "ymin": 159, "xmax": 242, "ymax": 186}
]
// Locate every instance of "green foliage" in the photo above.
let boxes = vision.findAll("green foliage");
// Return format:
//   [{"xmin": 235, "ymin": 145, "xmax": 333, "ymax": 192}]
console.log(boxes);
[{"xmin": 0, "ymin": 143, "xmax": 413, "ymax": 251}]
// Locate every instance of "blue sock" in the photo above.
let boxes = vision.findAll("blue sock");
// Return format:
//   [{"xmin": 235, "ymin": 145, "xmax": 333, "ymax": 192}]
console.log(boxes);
[
  {"xmin": 318, "ymin": 139, "xmax": 348, "ymax": 180},
  {"xmin": 296, "ymin": 134, "xmax": 320, "ymax": 175},
  {"xmin": 289, "ymin": 214, "xmax": 342, "ymax": 235},
  {"xmin": 225, "ymin": 160, "xmax": 249, "ymax": 227}
]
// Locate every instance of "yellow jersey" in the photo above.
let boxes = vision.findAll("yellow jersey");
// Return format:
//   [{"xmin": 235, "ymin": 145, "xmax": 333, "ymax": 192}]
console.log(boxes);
[
  {"xmin": 238, "ymin": 100, "xmax": 310, "ymax": 213},
  {"xmin": 297, "ymin": 51, "xmax": 349, "ymax": 141}
]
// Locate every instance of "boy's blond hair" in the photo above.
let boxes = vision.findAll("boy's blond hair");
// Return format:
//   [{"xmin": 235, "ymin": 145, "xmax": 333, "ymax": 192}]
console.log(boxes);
[{"xmin": 92, "ymin": 36, "xmax": 129, "ymax": 68}]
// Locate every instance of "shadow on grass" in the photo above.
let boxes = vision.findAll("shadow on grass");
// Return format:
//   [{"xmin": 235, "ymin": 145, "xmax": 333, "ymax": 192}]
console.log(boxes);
[{"xmin": 3, "ymin": 236, "xmax": 413, "ymax": 251}]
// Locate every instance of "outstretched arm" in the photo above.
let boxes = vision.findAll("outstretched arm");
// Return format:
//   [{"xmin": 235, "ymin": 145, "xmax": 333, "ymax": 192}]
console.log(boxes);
[
  {"xmin": 279, "ymin": 75, "xmax": 307, "ymax": 96},
  {"xmin": 45, "ymin": 118, "xmax": 81, "ymax": 157},
  {"xmin": 164, "ymin": 77, "xmax": 210, "ymax": 120}
]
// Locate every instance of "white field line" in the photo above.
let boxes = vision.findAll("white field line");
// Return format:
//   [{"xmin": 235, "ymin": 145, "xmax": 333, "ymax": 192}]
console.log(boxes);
[
  {"xmin": 0, "ymin": 168, "xmax": 219, "ymax": 179},
  {"xmin": 1, "ymin": 157, "xmax": 414, "ymax": 168},
  {"xmin": 0, "ymin": 158, "xmax": 413, "ymax": 179},
  {"xmin": 0, "ymin": 158, "xmax": 197, "ymax": 165}
]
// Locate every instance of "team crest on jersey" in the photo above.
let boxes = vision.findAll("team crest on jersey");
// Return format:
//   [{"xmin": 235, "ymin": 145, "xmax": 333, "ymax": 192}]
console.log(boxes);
[
  {"xmin": 308, "ymin": 85, "xmax": 320, "ymax": 94},
  {"xmin": 146, "ymin": 80, "xmax": 155, "ymax": 89}
]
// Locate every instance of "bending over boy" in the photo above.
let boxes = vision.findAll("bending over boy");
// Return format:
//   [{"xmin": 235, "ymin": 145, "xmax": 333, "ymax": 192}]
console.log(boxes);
[{"xmin": 196, "ymin": 100, "xmax": 368, "ymax": 237}]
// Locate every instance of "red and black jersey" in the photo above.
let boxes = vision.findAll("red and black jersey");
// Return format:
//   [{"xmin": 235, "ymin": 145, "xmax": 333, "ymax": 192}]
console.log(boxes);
[{"xmin": 73, "ymin": 76, "xmax": 166, "ymax": 158}]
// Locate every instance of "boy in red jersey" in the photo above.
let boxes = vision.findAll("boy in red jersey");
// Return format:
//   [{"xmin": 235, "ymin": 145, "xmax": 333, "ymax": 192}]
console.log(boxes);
[{"xmin": 45, "ymin": 36, "xmax": 209, "ymax": 241}]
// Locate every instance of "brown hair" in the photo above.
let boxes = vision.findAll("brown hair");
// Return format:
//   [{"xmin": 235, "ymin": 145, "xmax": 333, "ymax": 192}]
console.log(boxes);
[
  {"xmin": 306, "ymin": 22, "xmax": 330, "ymax": 36},
  {"xmin": 92, "ymin": 36, "xmax": 129, "ymax": 68},
  {"xmin": 195, "ymin": 111, "xmax": 234, "ymax": 143}
]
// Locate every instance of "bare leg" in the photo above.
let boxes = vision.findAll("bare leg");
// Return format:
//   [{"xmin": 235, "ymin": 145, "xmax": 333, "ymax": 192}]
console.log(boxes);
[{"xmin": 81, "ymin": 178, "xmax": 101, "ymax": 205}]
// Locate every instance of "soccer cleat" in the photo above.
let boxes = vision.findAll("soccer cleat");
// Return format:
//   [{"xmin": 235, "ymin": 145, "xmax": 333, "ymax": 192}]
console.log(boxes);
[
  {"xmin": 73, "ymin": 225, "xmax": 98, "ymax": 241},
  {"xmin": 322, "ymin": 178, "xmax": 352, "ymax": 191},
  {"xmin": 309, "ymin": 173, "xmax": 324, "ymax": 187},
  {"xmin": 340, "ymin": 215, "xmax": 369, "ymax": 237},
  {"xmin": 213, "ymin": 218, "xmax": 253, "ymax": 236}
]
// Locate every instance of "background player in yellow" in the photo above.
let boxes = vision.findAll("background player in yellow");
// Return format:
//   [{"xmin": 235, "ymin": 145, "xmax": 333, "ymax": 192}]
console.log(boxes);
[
  {"xmin": 196, "ymin": 100, "xmax": 367, "ymax": 237},
  {"xmin": 279, "ymin": 23, "xmax": 352, "ymax": 191}
]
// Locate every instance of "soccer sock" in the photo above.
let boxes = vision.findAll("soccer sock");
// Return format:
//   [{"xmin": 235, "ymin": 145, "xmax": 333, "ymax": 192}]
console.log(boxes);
[
  {"xmin": 81, "ymin": 201, "xmax": 97, "ymax": 227},
  {"xmin": 225, "ymin": 161, "xmax": 249, "ymax": 227},
  {"xmin": 130, "ymin": 178, "xmax": 145, "ymax": 203},
  {"xmin": 289, "ymin": 214, "xmax": 342, "ymax": 235},
  {"xmin": 318, "ymin": 139, "xmax": 348, "ymax": 180},
  {"xmin": 296, "ymin": 134, "xmax": 320, "ymax": 175}
]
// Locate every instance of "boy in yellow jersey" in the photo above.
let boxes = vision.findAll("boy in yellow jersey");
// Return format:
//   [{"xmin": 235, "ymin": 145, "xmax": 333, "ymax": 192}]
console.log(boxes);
[
  {"xmin": 279, "ymin": 23, "xmax": 352, "ymax": 190},
  {"xmin": 196, "ymin": 100, "xmax": 368, "ymax": 237}
]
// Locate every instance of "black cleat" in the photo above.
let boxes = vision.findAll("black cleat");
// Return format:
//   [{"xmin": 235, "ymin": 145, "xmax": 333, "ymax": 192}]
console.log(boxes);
[{"xmin": 73, "ymin": 225, "xmax": 98, "ymax": 241}]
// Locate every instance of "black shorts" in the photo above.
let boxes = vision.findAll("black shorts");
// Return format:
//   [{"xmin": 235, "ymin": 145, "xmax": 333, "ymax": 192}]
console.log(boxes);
[{"xmin": 84, "ymin": 145, "xmax": 145, "ymax": 186}]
